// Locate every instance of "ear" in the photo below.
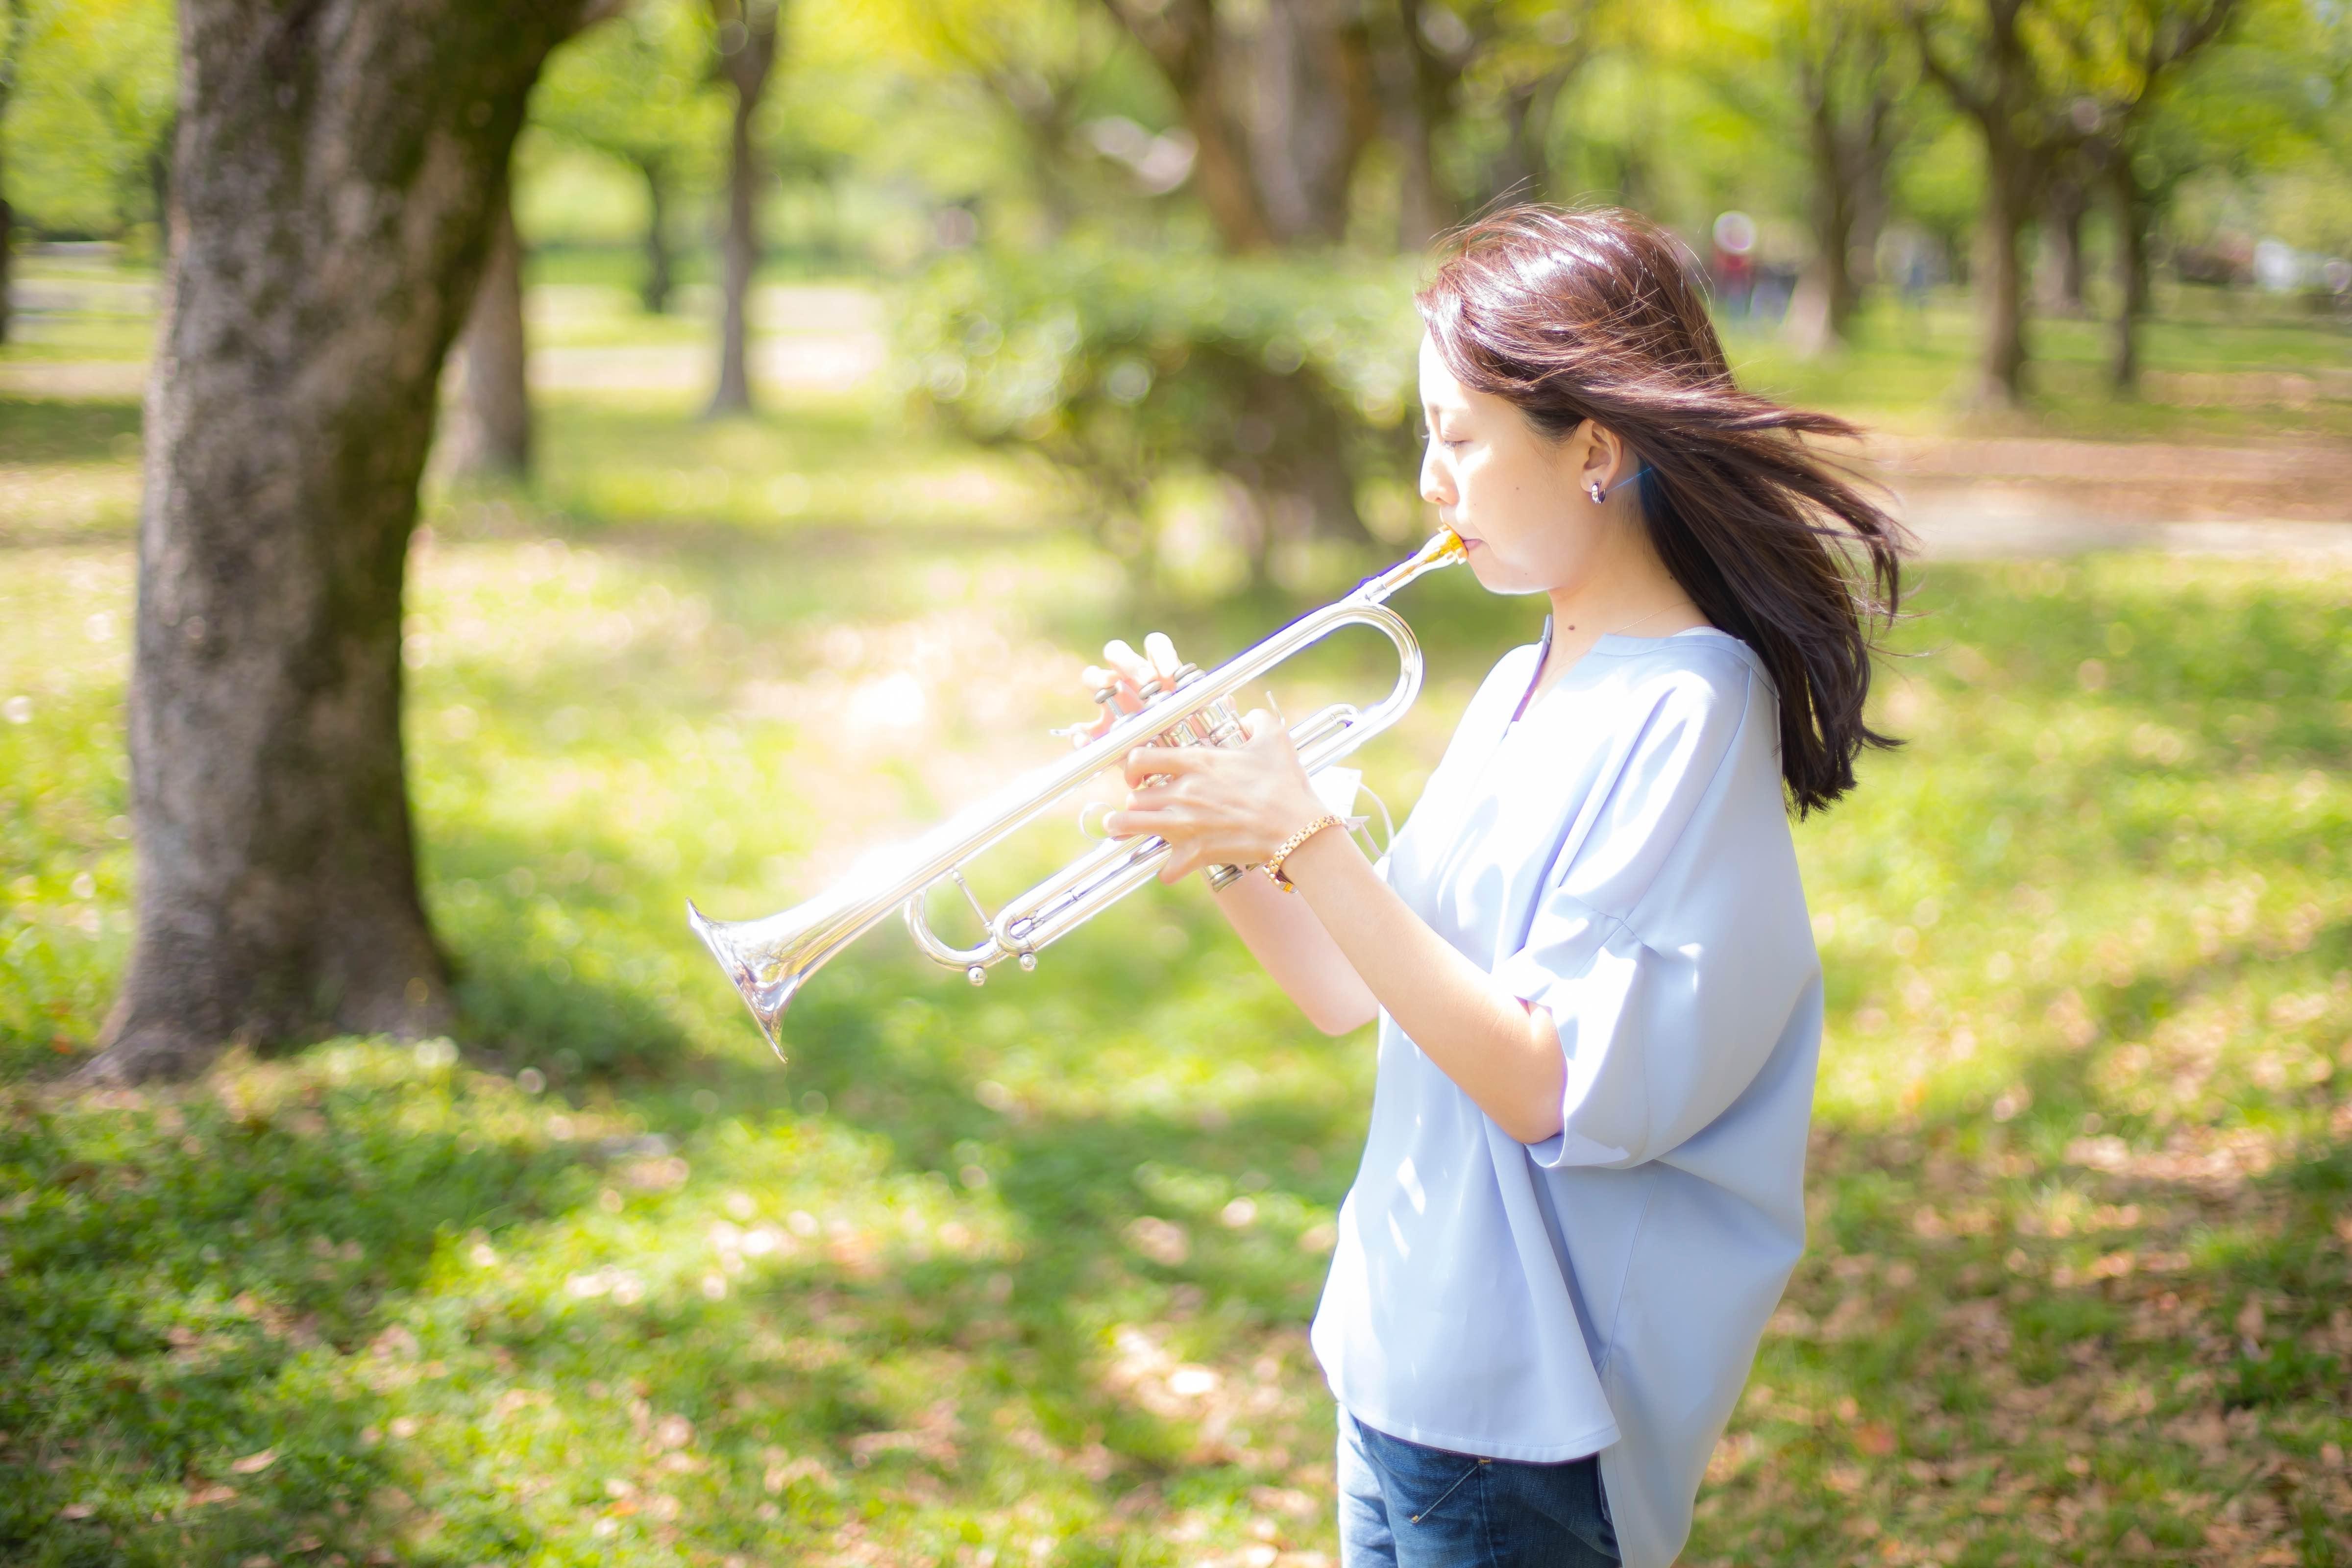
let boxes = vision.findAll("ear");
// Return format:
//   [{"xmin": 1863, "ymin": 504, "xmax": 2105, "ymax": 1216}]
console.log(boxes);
[{"xmin": 1575, "ymin": 421, "xmax": 1629, "ymax": 496}]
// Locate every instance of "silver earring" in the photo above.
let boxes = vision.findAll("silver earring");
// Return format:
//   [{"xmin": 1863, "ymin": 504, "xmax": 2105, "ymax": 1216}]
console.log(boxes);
[{"xmin": 1588, "ymin": 480, "xmax": 1606, "ymax": 504}]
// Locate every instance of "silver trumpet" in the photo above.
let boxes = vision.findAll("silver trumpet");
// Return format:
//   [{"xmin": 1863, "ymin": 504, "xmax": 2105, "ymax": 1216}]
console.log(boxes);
[{"xmin": 687, "ymin": 528, "xmax": 1468, "ymax": 1055}]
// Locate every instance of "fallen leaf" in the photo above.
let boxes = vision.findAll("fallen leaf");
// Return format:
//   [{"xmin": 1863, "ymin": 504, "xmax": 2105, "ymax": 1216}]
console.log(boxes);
[
  {"xmin": 57, "ymin": 1502, "xmax": 95, "ymax": 1520},
  {"xmin": 231, "ymin": 1447, "xmax": 277, "ymax": 1474},
  {"xmin": 183, "ymin": 1484, "xmax": 239, "ymax": 1507}
]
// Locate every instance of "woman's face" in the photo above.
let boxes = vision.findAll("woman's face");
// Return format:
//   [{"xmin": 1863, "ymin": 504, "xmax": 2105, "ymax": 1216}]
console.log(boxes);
[{"xmin": 1417, "ymin": 333, "xmax": 1626, "ymax": 596}]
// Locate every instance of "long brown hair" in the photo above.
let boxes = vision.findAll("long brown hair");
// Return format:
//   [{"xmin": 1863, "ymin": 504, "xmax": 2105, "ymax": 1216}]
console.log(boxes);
[{"xmin": 1417, "ymin": 205, "xmax": 1905, "ymax": 816}]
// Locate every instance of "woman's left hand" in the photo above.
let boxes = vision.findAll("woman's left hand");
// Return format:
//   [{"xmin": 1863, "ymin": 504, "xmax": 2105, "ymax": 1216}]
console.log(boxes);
[{"xmin": 1104, "ymin": 710, "xmax": 1327, "ymax": 883}]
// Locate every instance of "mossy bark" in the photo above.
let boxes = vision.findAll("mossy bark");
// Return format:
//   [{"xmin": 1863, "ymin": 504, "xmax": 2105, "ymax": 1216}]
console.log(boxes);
[{"xmin": 83, "ymin": 0, "xmax": 593, "ymax": 1085}]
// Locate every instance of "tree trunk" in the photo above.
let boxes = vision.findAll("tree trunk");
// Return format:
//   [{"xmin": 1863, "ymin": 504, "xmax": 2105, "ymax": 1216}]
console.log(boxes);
[
  {"xmin": 1491, "ymin": 68, "xmax": 1568, "ymax": 213},
  {"xmin": 148, "ymin": 142, "xmax": 172, "ymax": 266},
  {"xmin": 2109, "ymin": 159, "xmax": 2149, "ymax": 393},
  {"xmin": 2044, "ymin": 173, "xmax": 2089, "ymax": 315},
  {"xmin": 707, "ymin": 0, "xmax": 779, "ymax": 416},
  {"xmin": 1789, "ymin": 15, "xmax": 1897, "ymax": 356},
  {"xmin": 637, "ymin": 158, "xmax": 674, "ymax": 314},
  {"xmin": 445, "ymin": 192, "xmax": 532, "ymax": 478},
  {"xmin": 1797, "ymin": 87, "xmax": 1862, "ymax": 354},
  {"xmin": 0, "ymin": 0, "xmax": 20, "ymax": 347},
  {"xmin": 81, "ymin": 0, "xmax": 590, "ymax": 1086},
  {"xmin": 1238, "ymin": 0, "xmax": 1376, "ymax": 245},
  {"xmin": 1181, "ymin": 90, "xmax": 1277, "ymax": 251},
  {"xmin": 1975, "ymin": 148, "xmax": 2035, "ymax": 406},
  {"xmin": 1101, "ymin": 0, "xmax": 1278, "ymax": 251},
  {"xmin": 1373, "ymin": 0, "xmax": 1466, "ymax": 251},
  {"xmin": 1384, "ymin": 74, "xmax": 1449, "ymax": 250},
  {"xmin": 1103, "ymin": 0, "xmax": 1380, "ymax": 252},
  {"xmin": 1909, "ymin": 0, "xmax": 2066, "ymax": 409}
]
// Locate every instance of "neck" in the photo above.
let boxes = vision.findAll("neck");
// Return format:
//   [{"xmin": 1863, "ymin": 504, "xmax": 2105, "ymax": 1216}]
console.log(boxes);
[{"xmin": 1536, "ymin": 555, "xmax": 1703, "ymax": 686}]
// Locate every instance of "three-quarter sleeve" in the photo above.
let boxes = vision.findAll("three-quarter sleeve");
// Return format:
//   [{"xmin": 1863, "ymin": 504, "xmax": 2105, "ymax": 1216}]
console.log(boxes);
[{"xmin": 1491, "ymin": 663, "xmax": 1817, "ymax": 1170}]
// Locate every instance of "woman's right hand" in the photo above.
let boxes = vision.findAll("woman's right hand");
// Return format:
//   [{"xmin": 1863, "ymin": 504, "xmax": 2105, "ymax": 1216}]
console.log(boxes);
[{"xmin": 1073, "ymin": 632, "xmax": 1185, "ymax": 746}]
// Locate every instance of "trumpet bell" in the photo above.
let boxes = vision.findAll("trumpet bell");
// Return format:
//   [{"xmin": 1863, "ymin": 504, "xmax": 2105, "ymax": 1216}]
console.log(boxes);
[{"xmin": 686, "ymin": 898, "xmax": 818, "ymax": 1055}]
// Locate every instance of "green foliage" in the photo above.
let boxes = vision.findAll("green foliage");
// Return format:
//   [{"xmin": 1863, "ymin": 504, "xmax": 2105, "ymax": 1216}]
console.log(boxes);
[
  {"xmin": 532, "ymin": 0, "xmax": 724, "ymax": 185},
  {"xmin": 2, "ymin": 0, "xmax": 173, "ymax": 242},
  {"xmin": 2160, "ymin": 0, "xmax": 2352, "ymax": 257},
  {"xmin": 896, "ymin": 244, "xmax": 1426, "ymax": 576}
]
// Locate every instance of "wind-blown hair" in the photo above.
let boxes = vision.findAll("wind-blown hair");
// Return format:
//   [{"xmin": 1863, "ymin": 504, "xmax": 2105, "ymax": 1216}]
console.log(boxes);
[{"xmin": 1418, "ymin": 204, "xmax": 1906, "ymax": 816}]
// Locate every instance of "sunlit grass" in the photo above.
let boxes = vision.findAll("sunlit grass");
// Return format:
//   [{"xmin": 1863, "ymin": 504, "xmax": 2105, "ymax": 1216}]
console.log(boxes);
[{"xmin": 4, "ymin": 304, "xmax": 2351, "ymax": 1565}]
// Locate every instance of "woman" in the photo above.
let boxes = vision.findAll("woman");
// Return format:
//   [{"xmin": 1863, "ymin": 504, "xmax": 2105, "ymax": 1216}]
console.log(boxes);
[{"xmin": 1088, "ymin": 206, "xmax": 1904, "ymax": 1568}]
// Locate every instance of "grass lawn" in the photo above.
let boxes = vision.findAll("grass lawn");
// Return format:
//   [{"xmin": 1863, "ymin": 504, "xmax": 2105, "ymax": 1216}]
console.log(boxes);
[{"xmin": 2, "ymin": 272, "xmax": 2350, "ymax": 1567}]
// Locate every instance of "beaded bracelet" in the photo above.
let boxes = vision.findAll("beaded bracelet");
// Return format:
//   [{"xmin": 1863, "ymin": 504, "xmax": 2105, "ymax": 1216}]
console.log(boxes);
[{"xmin": 1261, "ymin": 814, "xmax": 1344, "ymax": 892}]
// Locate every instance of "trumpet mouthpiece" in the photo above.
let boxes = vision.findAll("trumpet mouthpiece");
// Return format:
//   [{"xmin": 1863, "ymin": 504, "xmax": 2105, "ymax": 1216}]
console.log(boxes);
[{"xmin": 1357, "ymin": 528, "xmax": 1470, "ymax": 604}]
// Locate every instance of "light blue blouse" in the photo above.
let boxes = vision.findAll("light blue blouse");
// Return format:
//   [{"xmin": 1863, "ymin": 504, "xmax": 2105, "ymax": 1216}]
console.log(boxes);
[{"xmin": 1310, "ymin": 624, "xmax": 1822, "ymax": 1568}]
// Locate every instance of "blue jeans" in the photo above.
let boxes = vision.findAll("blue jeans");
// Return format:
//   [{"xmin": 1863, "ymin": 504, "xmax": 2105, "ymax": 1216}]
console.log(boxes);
[{"xmin": 1337, "ymin": 1410, "xmax": 1619, "ymax": 1568}]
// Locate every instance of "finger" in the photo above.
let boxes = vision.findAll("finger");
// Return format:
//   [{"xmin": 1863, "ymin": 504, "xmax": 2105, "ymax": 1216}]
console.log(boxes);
[
  {"xmin": 1066, "ymin": 669, "xmax": 1120, "ymax": 746},
  {"xmin": 1159, "ymin": 850, "xmax": 1206, "ymax": 884},
  {"xmin": 1153, "ymin": 834, "xmax": 1214, "ymax": 882},
  {"xmin": 1101, "ymin": 641, "xmax": 1156, "ymax": 714},
  {"xmin": 1080, "ymin": 665, "xmax": 1144, "ymax": 726},
  {"xmin": 1102, "ymin": 638, "xmax": 1154, "ymax": 685},
  {"xmin": 1251, "ymin": 710, "xmax": 1307, "ymax": 761},
  {"xmin": 1104, "ymin": 802, "xmax": 1189, "ymax": 838},
  {"xmin": 1122, "ymin": 746, "xmax": 1212, "ymax": 787},
  {"xmin": 1144, "ymin": 632, "xmax": 1181, "ymax": 680},
  {"xmin": 1240, "ymin": 709, "xmax": 1299, "ymax": 754}
]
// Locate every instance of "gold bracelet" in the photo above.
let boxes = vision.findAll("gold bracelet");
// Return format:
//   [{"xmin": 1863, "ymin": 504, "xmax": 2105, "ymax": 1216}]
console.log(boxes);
[{"xmin": 1261, "ymin": 814, "xmax": 1344, "ymax": 892}]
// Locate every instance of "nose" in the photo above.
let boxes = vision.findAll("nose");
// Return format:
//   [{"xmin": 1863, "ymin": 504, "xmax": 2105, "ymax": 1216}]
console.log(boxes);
[{"xmin": 1419, "ymin": 443, "xmax": 1454, "ymax": 510}]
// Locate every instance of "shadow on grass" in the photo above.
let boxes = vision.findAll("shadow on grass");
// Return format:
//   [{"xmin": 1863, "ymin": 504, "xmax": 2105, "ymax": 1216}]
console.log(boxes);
[
  {"xmin": 0, "ymin": 395, "xmax": 142, "ymax": 465},
  {"xmin": 423, "ymin": 824, "xmax": 707, "ymax": 1082},
  {"xmin": 0, "ymin": 1061, "xmax": 604, "ymax": 1563}
]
